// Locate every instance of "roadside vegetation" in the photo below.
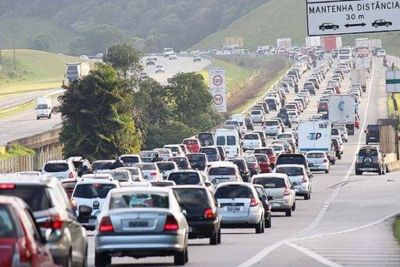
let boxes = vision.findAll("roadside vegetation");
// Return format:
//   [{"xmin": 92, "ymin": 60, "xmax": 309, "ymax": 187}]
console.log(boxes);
[
  {"xmin": 59, "ymin": 43, "xmax": 221, "ymax": 160},
  {"xmin": 0, "ymin": 144, "xmax": 35, "ymax": 160},
  {"xmin": 393, "ymin": 216, "xmax": 400, "ymax": 244},
  {"xmin": 0, "ymin": 49, "xmax": 80, "ymax": 95}
]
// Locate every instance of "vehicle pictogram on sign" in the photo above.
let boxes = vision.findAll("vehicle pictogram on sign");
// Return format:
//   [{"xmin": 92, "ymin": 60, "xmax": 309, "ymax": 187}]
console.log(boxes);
[
  {"xmin": 213, "ymin": 94, "xmax": 223, "ymax": 105},
  {"xmin": 213, "ymin": 75, "xmax": 223, "ymax": 87}
]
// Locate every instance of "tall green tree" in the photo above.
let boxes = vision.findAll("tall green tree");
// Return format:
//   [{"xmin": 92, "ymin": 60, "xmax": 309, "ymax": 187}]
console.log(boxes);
[
  {"xmin": 59, "ymin": 63, "xmax": 141, "ymax": 160},
  {"xmin": 104, "ymin": 43, "xmax": 141, "ymax": 78}
]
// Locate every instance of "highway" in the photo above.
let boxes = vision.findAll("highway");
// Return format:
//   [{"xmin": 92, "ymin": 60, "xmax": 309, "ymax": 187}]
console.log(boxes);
[
  {"xmin": 0, "ymin": 55, "xmax": 210, "ymax": 145},
  {"xmin": 84, "ymin": 58, "xmax": 400, "ymax": 267}
]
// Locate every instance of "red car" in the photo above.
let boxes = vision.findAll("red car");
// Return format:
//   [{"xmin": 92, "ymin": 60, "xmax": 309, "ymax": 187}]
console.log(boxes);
[
  {"xmin": 254, "ymin": 148, "xmax": 277, "ymax": 168},
  {"xmin": 182, "ymin": 138, "xmax": 201, "ymax": 153},
  {"xmin": 254, "ymin": 154, "xmax": 272, "ymax": 173},
  {"xmin": 0, "ymin": 196, "xmax": 56, "ymax": 267}
]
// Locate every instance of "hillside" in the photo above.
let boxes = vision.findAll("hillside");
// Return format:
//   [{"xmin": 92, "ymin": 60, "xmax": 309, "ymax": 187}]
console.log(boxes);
[
  {"xmin": 192, "ymin": 0, "xmax": 400, "ymax": 56},
  {"xmin": 0, "ymin": 49, "xmax": 80, "ymax": 94},
  {"xmin": 0, "ymin": 0, "xmax": 267, "ymax": 55}
]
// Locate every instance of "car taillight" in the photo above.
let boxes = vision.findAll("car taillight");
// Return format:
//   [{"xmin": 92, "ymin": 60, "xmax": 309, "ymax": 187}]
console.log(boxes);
[
  {"xmin": 39, "ymin": 214, "xmax": 64, "ymax": 230},
  {"xmin": 250, "ymin": 198, "xmax": 259, "ymax": 207},
  {"xmin": 99, "ymin": 216, "xmax": 114, "ymax": 233},
  {"xmin": 164, "ymin": 215, "xmax": 179, "ymax": 231},
  {"xmin": 0, "ymin": 183, "xmax": 16, "ymax": 189},
  {"xmin": 150, "ymin": 172, "xmax": 157, "ymax": 176},
  {"xmin": 204, "ymin": 208, "xmax": 216, "ymax": 220},
  {"xmin": 68, "ymin": 172, "xmax": 75, "ymax": 178},
  {"xmin": 284, "ymin": 187, "xmax": 291, "ymax": 196},
  {"xmin": 302, "ymin": 175, "xmax": 307, "ymax": 183},
  {"xmin": 323, "ymin": 159, "xmax": 328, "ymax": 163}
]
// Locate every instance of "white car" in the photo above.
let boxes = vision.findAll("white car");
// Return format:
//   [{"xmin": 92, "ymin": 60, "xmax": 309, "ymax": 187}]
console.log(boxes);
[
  {"xmin": 215, "ymin": 182, "xmax": 266, "ymax": 233},
  {"xmin": 208, "ymin": 161, "xmax": 242, "ymax": 185},
  {"xmin": 306, "ymin": 151, "xmax": 330, "ymax": 173},
  {"xmin": 163, "ymin": 144, "xmax": 185, "ymax": 157},
  {"xmin": 250, "ymin": 110, "xmax": 264, "ymax": 124},
  {"xmin": 264, "ymin": 119, "xmax": 282, "ymax": 137},
  {"xmin": 156, "ymin": 161, "xmax": 179, "ymax": 180},
  {"xmin": 41, "ymin": 160, "xmax": 77, "ymax": 180},
  {"xmin": 333, "ymin": 124, "xmax": 348, "ymax": 142},
  {"xmin": 119, "ymin": 154, "xmax": 142, "ymax": 167},
  {"xmin": 376, "ymin": 49, "xmax": 386, "ymax": 57},
  {"xmin": 99, "ymin": 169, "xmax": 135, "ymax": 187},
  {"xmin": 155, "ymin": 65, "xmax": 165, "ymax": 73},
  {"xmin": 116, "ymin": 167, "xmax": 144, "ymax": 182},
  {"xmin": 169, "ymin": 54, "xmax": 178, "ymax": 60},
  {"xmin": 243, "ymin": 132, "xmax": 263, "ymax": 151},
  {"xmin": 72, "ymin": 178, "xmax": 120, "ymax": 229},
  {"xmin": 274, "ymin": 164, "xmax": 312, "ymax": 200},
  {"xmin": 133, "ymin": 163, "xmax": 163, "ymax": 182}
]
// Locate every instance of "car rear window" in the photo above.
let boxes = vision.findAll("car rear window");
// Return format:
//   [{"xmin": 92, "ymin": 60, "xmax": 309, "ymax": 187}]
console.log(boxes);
[
  {"xmin": 307, "ymin": 153, "xmax": 325, "ymax": 158},
  {"xmin": 331, "ymin": 129, "xmax": 339, "ymax": 135},
  {"xmin": 276, "ymin": 167, "xmax": 303, "ymax": 176},
  {"xmin": 265, "ymin": 121, "xmax": 278, "ymax": 126},
  {"xmin": 187, "ymin": 154, "xmax": 205, "ymax": 162},
  {"xmin": 173, "ymin": 188, "xmax": 211, "ymax": 210},
  {"xmin": 44, "ymin": 163, "xmax": 68, "ymax": 172},
  {"xmin": 367, "ymin": 125, "xmax": 379, "ymax": 131},
  {"xmin": 244, "ymin": 134, "xmax": 259, "ymax": 140},
  {"xmin": 62, "ymin": 181, "xmax": 77, "ymax": 198},
  {"xmin": 200, "ymin": 148, "xmax": 217, "ymax": 155},
  {"xmin": 253, "ymin": 177, "xmax": 286, "ymax": 188},
  {"xmin": 0, "ymin": 206, "xmax": 17, "ymax": 238},
  {"xmin": 157, "ymin": 162, "xmax": 176, "ymax": 171},
  {"xmin": 184, "ymin": 140, "xmax": 198, "ymax": 145},
  {"xmin": 0, "ymin": 185, "xmax": 53, "ymax": 212},
  {"xmin": 120, "ymin": 156, "xmax": 140, "ymax": 163},
  {"xmin": 134, "ymin": 164, "xmax": 156, "ymax": 171},
  {"xmin": 93, "ymin": 161, "xmax": 114, "ymax": 170},
  {"xmin": 165, "ymin": 146, "xmax": 179, "ymax": 153},
  {"xmin": 112, "ymin": 172, "xmax": 129, "ymax": 182},
  {"xmin": 73, "ymin": 183, "xmax": 116, "ymax": 199},
  {"xmin": 277, "ymin": 155, "xmax": 306, "ymax": 165},
  {"xmin": 168, "ymin": 172, "xmax": 200, "ymax": 185},
  {"xmin": 227, "ymin": 136, "xmax": 236, "ymax": 146},
  {"xmin": 209, "ymin": 167, "xmax": 235, "ymax": 175},
  {"xmin": 358, "ymin": 148, "xmax": 378, "ymax": 157},
  {"xmin": 255, "ymin": 148, "xmax": 274, "ymax": 155},
  {"xmin": 110, "ymin": 192, "xmax": 169, "ymax": 209},
  {"xmin": 229, "ymin": 160, "xmax": 246, "ymax": 171},
  {"xmin": 215, "ymin": 185, "xmax": 253, "ymax": 199},
  {"xmin": 255, "ymin": 154, "xmax": 268, "ymax": 162}
]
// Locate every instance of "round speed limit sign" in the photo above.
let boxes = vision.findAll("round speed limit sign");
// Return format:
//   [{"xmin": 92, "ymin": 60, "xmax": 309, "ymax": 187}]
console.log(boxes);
[{"xmin": 212, "ymin": 75, "xmax": 224, "ymax": 87}]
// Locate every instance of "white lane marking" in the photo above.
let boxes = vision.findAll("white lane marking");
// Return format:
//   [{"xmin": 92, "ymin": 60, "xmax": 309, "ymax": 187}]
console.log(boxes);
[
  {"xmin": 294, "ymin": 209, "xmax": 400, "ymax": 241},
  {"xmin": 237, "ymin": 62, "xmax": 377, "ymax": 267},
  {"xmin": 237, "ymin": 240, "xmax": 287, "ymax": 267},
  {"xmin": 285, "ymin": 241, "xmax": 342, "ymax": 267}
]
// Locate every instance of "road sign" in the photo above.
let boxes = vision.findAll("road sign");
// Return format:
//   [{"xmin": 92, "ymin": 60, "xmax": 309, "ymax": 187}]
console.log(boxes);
[
  {"xmin": 209, "ymin": 67, "xmax": 227, "ymax": 112},
  {"xmin": 306, "ymin": 0, "xmax": 400, "ymax": 36},
  {"xmin": 386, "ymin": 70, "xmax": 400, "ymax": 93}
]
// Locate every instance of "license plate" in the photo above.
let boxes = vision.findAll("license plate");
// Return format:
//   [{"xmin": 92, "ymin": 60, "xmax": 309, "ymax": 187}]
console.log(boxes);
[
  {"xmin": 227, "ymin": 206, "xmax": 241, "ymax": 212},
  {"xmin": 88, "ymin": 219, "xmax": 96, "ymax": 225},
  {"xmin": 129, "ymin": 221, "xmax": 148, "ymax": 227}
]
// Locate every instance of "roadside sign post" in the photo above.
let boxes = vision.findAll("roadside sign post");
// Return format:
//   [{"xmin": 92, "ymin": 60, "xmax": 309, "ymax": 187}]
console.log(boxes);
[
  {"xmin": 209, "ymin": 67, "xmax": 227, "ymax": 112},
  {"xmin": 306, "ymin": 0, "xmax": 400, "ymax": 36},
  {"xmin": 386, "ymin": 70, "xmax": 400, "ymax": 93}
]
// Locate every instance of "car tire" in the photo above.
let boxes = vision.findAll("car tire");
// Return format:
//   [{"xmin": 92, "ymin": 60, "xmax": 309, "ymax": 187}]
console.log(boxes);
[
  {"xmin": 304, "ymin": 193, "xmax": 310, "ymax": 200},
  {"xmin": 378, "ymin": 167, "xmax": 382, "ymax": 175},
  {"xmin": 94, "ymin": 252, "xmax": 111, "ymax": 267},
  {"xmin": 386, "ymin": 23, "xmax": 390, "ymax": 27},
  {"xmin": 210, "ymin": 230, "xmax": 219, "ymax": 245},
  {"xmin": 48, "ymin": 114, "xmax": 52, "ymax": 119},
  {"xmin": 217, "ymin": 228, "xmax": 222, "ymax": 244},
  {"xmin": 355, "ymin": 169, "xmax": 362, "ymax": 175},
  {"xmin": 285, "ymin": 209, "xmax": 292, "ymax": 217},
  {"xmin": 325, "ymin": 169, "xmax": 329, "ymax": 174},
  {"xmin": 255, "ymin": 219, "xmax": 264, "ymax": 234},
  {"xmin": 82, "ymin": 246, "xmax": 88, "ymax": 267},
  {"xmin": 36, "ymin": 117, "xmax": 40, "ymax": 120},
  {"xmin": 265, "ymin": 215, "xmax": 272, "ymax": 228},
  {"xmin": 321, "ymin": 27, "xmax": 325, "ymax": 31},
  {"xmin": 63, "ymin": 253, "xmax": 73, "ymax": 267},
  {"xmin": 174, "ymin": 247, "xmax": 188, "ymax": 266},
  {"xmin": 292, "ymin": 201, "xmax": 296, "ymax": 211}
]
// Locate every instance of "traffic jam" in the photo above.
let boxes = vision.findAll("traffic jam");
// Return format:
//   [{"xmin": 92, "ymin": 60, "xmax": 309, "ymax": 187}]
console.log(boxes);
[{"xmin": 0, "ymin": 44, "xmax": 381, "ymax": 267}]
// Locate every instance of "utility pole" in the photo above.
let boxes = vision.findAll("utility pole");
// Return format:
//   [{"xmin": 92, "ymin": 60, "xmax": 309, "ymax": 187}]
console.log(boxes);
[{"xmin": 13, "ymin": 32, "xmax": 16, "ymax": 71}]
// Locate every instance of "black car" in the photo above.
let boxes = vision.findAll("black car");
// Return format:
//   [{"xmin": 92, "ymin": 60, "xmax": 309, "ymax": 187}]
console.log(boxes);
[
  {"xmin": 198, "ymin": 132, "xmax": 214, "ymax": 146},
  {"xmin": 169, "ymin": 156, "xmax": 191, "ymax": 170},
  {"xmin": 245, "ymin": 117, "xmax": 254, "ymax": 131},
  {"xmin": 200, "ymin": 146, "xmax": 221, "ymax": 162},
  {"xmin": 228, "ymin": 158, "xmax": 251, "ymax": 182},
  {"xmin": 331, "ymin": 138, "xmax": 342, "ymax": 159},
  {"xmin": 243, "ymin": 155, "xmax": 261, "ymax": 177},
  {"xmin": 216, "ymin": 146, "xmax": 227, "ymax": 161},
  {"xmin": 372, "ymin": 19, "xmax": 392, "ymax": 28},
  {"xmin": 365, "ymin": 124, "xmax": 380, "ymax": 144},
  {"xmin": 186, "ymin": 153, "xmax": 208, "ymax": 171},
  {"xmin": 265, "ymin": 98, "xmax": 277, "ymax": 111},
  {"xmin": 277, "ymin": 110, "xmax": 292, "ymax": 128},
  {"xmin": 253, "ymin": 184, "xmax": 272, "ymax": 228},
  {"xmin": 276, "ymin": 153, "xmax": 311, "ymax": 175},
  {"xmin": 355, "ymin": 146, "xmax": 386, "ymax": 175},
  {"xmin": 173, "ymin": 186, "xmax": 221, "ymax": 245},
  {"xmin": 319, "ymin": 23, "xmax": 339, "ymax": 31}
]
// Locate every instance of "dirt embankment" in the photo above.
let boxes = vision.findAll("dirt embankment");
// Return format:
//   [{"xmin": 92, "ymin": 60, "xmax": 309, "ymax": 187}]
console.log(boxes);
[{"xmin": 227, "ymin": 57, "xmax": 287, "ymax": 113}]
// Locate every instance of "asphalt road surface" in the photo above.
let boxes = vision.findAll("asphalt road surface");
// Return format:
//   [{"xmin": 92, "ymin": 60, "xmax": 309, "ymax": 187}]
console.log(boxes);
[
  {"xmin": 0, "ymin": 88, "xmax": 62, "ymax": 109},
  {"xmin": 84, "ymin": 58, "xmax": 400, "ymax": 267},
  {"xmin": 0, "ymin": 56, "xmax": 210, "ymax": 144}
]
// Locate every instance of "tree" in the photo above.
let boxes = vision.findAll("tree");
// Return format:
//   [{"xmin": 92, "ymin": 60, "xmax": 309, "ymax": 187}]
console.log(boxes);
[
  {"xmin": 165, "ymin": 72, "xmax": 220, "ymax": 130},
  {"xmin": 104, "ymin": 43, "xmax": 141, "ymax": 78},
  {"xmin": 59, "ymin": 63, "xmax": 141, "ymax": 160}
]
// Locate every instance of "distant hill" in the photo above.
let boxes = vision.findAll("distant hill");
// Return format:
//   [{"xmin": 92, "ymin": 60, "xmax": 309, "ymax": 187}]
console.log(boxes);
[
  {"xmin": 192, "ymin": 0, "xmax": 400, "ymax": 56},
  {"xmin": 0, "ymin": 0, "xmax": 267, "ymax": 55}
]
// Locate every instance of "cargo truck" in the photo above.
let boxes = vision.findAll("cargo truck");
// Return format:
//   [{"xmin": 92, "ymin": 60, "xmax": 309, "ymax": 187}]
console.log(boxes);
[
  {"xmin": 65, "ymin": 62, "xmax": 90, "ymax": 84},
  {"xmin": 321, "ymin": 36, "xmax": 342, "ymax": 52},
  {"xmin": 328, "ymin": 95, "xmax": 356, "ymax": 135},
  {"xmin": 351, "ymin": 69, "xmax": 368, "ymax": 92},
  {"xmin": 305, "ymin": 37, "xmax": 321, "ymax": 48},
  {"xmin": 298, "ymin": 120, "xmax": 331, "ymax": 153},
  {"xmin": 277, "ymin": 38, "xmax": 292, "ymax": 49}
]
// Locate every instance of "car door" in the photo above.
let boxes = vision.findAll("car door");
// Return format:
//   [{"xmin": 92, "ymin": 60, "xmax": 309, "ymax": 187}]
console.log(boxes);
[{"xmin": 254, "ymin": 186, "xmax": 269, "ymax": 214}]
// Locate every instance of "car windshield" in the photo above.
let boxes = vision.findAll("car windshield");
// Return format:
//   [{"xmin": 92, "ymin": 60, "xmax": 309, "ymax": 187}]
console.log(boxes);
[
  {"xmin": 0, "ymin": 185, "xmax": 53, "ymax": 212},
  {"xmin": 44, "ymin": 163, "xmax": 68, "ymax": 172},
  {"xmin": 253, "ymin": 177, "xmax": 286, "ymax": 188},
  {"xmin": 110, "ymin": 192, "xmax": 169, "ymax": 209},
  {"xmin": 170, "ymin": 158, "xmax": 189, "ymax": 169},
  {"xmin": 359, "ymin": 148, "xmax": 378, "ymax": 157},
  {"xmin": 73, "ymin": 183, "xmax": 116, "ymax": 199},
  {"xmin": 0, "ymin": 205, "xmax": 17, "ymax": 238},
  {"xmin": 215, "ymin": 185, "xmax": 253, "ymax": 199},
  {"xmin": 255, "ymin": 154, "xmax": 268, "ymax": 162},
  {"xmin": 168, "ymin": 172, "xmax": 200, "ymax": 185},
  {"xmin": 276, "ymin": 167, "xmax": 303, "ymax": 176},
  {"xmin": 209, "ymin": 167, "xmax": 235, "ymax": 175},
  {"xmin": 37, "ymin": 104, "xmax": 48, "ymax": 109},
  {"xmin": 173, "ymin": 188, "xmax": 211, "ymax": 211}
]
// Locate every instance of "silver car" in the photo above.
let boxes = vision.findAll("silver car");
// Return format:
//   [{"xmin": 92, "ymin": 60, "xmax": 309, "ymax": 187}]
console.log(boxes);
[
  {"xmin": 214, "ymin": 182, "xmax": 266, "ymax": 233},
  {"xmin": 251, "ymin": 174, "xmax": 296, "ymax": 217},
  {"xmin": 275, "ymin": 164, "xmax": 312, "ymax": 200},
  {"xmin": 95, "ymin": 187, "xmax": 189, "ymax": 266}
]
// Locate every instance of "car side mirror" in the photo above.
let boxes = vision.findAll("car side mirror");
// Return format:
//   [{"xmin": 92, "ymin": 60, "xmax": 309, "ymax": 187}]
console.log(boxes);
[
  {"xmin": 182, "ymin": 209, "xmax": 187, "ymax": 217},
  {"xmin": 290, "ymin": 185, "xmax": 295, "ymax": 190},
  {"xmin": 205, "ymin": 181, "xmax": 212, "ymax": 187},
  {"xmin": 261, "ymin": 195, "xmax": 267, "ymax": 201}
]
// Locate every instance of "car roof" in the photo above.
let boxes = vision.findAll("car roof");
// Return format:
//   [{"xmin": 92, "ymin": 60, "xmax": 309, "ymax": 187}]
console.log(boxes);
[
  {"xmin": 252, "ymin": 173, "xmax": 288, "ymax": 179},
  {"xmin": 109, "ymin": 186, "xmax": 171, "ymax": 194},
  {"xmin": 75, "ymin": 178, "xmax": 119, "ymax": 185},
  {"xmin": 216, "ymin": 182, "xmax": 254, "ymax": 189},
  {"xmin": 306, "ymin": 151, "xmax": 327, "ymax": 154},
  {"xmin": 0, "ymin": 174, "xmax": 56, "ymax": 185},
  {"xmin": 276, "ymin": 164, "xmax": 305, "ymax": 168},
  {"xmin": 45, "ymin": 160, "xmax": 69, "ymax": 164},
  {"xmin": 209, "ymin": 161, "xmax": 236, "ymax": 167}
]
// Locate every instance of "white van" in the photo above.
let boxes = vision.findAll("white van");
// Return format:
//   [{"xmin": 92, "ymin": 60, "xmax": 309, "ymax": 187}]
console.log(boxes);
[
  {"xmin": 230, "ymin": 114, "xmax": 247, "ymax": 134},
  {"xmin": 215, "ymin": 128, "xmax": 241, "ymax": 157},
  {"xmin": 36, "ymin": 97, "xmax": 52, "ymax": 119}
]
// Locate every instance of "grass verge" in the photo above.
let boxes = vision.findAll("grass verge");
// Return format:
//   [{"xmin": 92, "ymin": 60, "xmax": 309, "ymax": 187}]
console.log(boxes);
[
  {"xmin": 0, "ymin": 49, "xmax": 80, "ymax": 95},
  {"xmin": 388, "ymin": 93, "xmax": 400, "ymax": 116},
  {"xmin": 0, "ymin": 144, "xmax": 35, "ymax": 160},
  {"xmin": 0, "ymin": 100, "xmax": 36, "ymax": 119},
  {"xmin": 393, "ymin": 216, "xmax": 400, "ymax": 244}
]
